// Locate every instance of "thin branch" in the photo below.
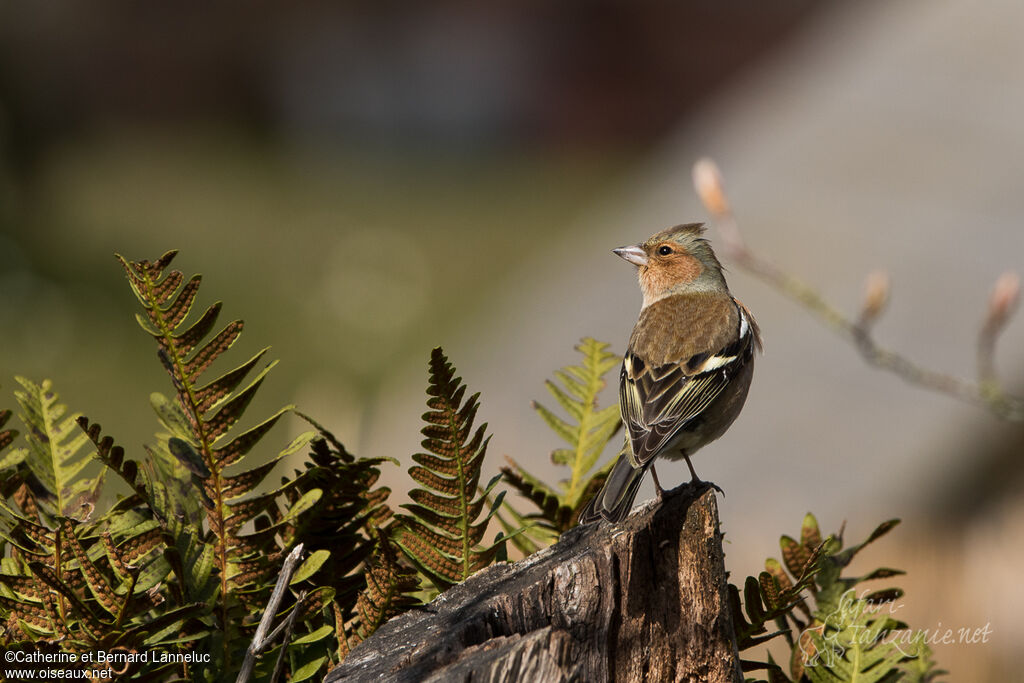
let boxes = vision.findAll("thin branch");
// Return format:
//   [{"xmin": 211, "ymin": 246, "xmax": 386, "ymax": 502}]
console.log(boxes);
[
  {"xmin": 271, "ymin": 589, "xmax": 306, "ymax": 683},
  {"xmin": 692, "ymin": 158, "xmax": 1024, "ymax": 421},
  {"xmin": 235, "ymin": 543, "xmax": 306, "ymax": 683}
]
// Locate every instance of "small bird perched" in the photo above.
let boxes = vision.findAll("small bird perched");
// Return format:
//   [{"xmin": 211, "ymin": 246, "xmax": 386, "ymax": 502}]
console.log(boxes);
[{"xmin": 580, "ymin": 223, "xmax": 761, "ymax": 524}]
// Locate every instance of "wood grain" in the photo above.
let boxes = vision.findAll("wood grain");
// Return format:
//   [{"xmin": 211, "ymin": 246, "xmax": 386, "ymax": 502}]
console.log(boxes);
[{"xmin": 326, "ymin": 484, "xmax": 741, "ymax": 683}]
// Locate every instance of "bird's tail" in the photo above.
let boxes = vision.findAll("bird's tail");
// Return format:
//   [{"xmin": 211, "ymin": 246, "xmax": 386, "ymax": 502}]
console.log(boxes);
[{"xmin": 579, "ymin": 453, "xmax": 647, "ymax": 524}]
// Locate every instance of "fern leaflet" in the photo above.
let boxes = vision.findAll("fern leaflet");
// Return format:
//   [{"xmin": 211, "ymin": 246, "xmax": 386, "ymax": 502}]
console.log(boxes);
[
  {"xmin": 396, "ymin": 347, "xmax": 505, "ymax": 591},
  {"xmin": 349, "ymin": 530, "xmax": 418, "ymax": 647},
  {"xmin": 10, "ymin": 378, "xmax": 104, "ymax": 521},
  {"xmin": 499, "ymin": 338, "xmax": 621, "ymax": 548}
]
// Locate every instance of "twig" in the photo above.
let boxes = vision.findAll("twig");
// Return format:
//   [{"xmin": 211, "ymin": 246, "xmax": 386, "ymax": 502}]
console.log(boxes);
[
  {"xmin": 692, "ymin": 158, "xmax": 1024, "ymax": 421},
  {"xmin": 271, "ymin": 589, "xmax": 307, "ymax": 683},
  {"xmin": 235, "ymin": 543, "xmax": 306, "ymax": 683}
]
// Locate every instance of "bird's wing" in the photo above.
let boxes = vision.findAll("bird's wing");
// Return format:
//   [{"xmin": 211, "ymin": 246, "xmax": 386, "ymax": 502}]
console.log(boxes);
[{"xmin": 620, "ymin": 305, "xmax": 755, "ymax": 466}]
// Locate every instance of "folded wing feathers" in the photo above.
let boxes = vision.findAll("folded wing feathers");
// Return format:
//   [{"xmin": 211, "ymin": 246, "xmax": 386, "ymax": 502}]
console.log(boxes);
[{"xmin": 620, "ymin": 299, "xmax": 756, "ymax": 466}]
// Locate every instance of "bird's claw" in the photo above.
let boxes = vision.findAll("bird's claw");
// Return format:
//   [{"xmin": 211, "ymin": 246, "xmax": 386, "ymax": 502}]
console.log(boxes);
[{"xmin": 692, "ymin": 479, "xmax": 724, "ymax": 497}]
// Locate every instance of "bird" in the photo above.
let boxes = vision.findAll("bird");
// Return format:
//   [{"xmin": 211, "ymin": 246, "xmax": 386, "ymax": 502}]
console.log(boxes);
[{"xmin": 580, "ymin": 223, "xmax": 761, "ymax": 524}]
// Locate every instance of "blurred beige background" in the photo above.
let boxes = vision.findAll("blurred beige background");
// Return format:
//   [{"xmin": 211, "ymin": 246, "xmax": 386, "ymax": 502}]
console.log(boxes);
[{"xmin": 2, "ymin": 1, "xmax": 1022, "ymax": 679}]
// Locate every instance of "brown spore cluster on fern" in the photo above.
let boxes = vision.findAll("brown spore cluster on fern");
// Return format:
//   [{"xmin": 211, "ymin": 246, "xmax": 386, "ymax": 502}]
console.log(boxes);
[{"xmin": 395, "ymin": 347, "xmax": 505, "ymax": 592}]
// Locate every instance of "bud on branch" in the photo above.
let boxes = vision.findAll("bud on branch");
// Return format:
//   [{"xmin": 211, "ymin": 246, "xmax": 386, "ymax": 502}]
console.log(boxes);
[{"xmin": 857, "ymin": 271, "xmax": 890, "ymax": 329}]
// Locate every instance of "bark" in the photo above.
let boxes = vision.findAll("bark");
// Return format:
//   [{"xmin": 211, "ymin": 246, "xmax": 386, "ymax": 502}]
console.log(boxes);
[{"xmin": 325, "ymin": 485, "xmax": 742, "ymax": 683}]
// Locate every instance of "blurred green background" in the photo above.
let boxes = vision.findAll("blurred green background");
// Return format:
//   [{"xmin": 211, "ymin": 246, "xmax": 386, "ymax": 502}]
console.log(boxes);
[
  {"xmin": 0, "ymin": 1, "xmax": 815, "ymax": 456},
  {"xmin": 3, "ymin": 2, "xmax": 1024, "ymax": 679}
]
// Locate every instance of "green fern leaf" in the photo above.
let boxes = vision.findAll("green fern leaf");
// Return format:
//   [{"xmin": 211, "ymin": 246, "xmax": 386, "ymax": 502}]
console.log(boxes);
[
  {"xmin": 12, "ymin": 378, "xmax": 105, "ymax": 520},
  {"xmin": 396, "ymin": 347, "xmax": 505, "ymax": 591},
  {"xmin": 805, "ymin": 591, "xmax": 909, "ymax": 683},
  {"xmin": 532, "ymin": 401, "xmax": 577, "ymax": 446},
  {"xmin": 290, "ymin": 549, "xmax": 331, "ymax": 585},
  {"xmin": 0, "ymin": 406, "xmax": 24, "ymax": 469},
  {"xmin": 505, "ymin": 338, "xmax": 621, "ymax": 536},
  {"xmin": 833, "ymin": 519, "xmax": 901, "ymax": 568},
  {"xmin": 117, "ymin": 250, "xmax": 306, "ymax": 672},
  {"xmin": 127, "ymin": 602, "xmax": 207, "ymax": 647},
  {"xmin": 149, "ymin": 392, "xmax": 195, "ymax": 442},
  {"xmin": 489, "ymin": 495, "xmax": 549, "ymax": 556},
  {"xmin": 497, "ymin": 457, "xmax": 575, "ymax": 547},
  {"xmin": 500, "ymin": 457, "xmax": 561, "ymax": 520},
  {"xmin": 291, "ymin": 656, "xmax": 329, "ymax": 682},
  {"xmin": 749, "ymin": 515, "xmax": 946, "ymax": 683},
  {"xmin": 0, "ymin": 391, "xmax": 207, "ymax": 676}
]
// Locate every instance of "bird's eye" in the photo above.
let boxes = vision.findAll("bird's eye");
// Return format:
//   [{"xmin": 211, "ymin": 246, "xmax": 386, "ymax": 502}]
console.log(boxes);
[{"xmin": 657, "ymin": 245, "xmax": 672, "ymax": 256}]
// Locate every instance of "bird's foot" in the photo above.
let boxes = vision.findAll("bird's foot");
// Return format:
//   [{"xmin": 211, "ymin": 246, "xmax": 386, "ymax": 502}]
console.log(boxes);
[
  {"xmin": 695, "ymin": 478, "xmax": 725, "ymax": 496},
  {"xmin": 682, "ymin": 452, "xmax": 724, "ymax": 496}
]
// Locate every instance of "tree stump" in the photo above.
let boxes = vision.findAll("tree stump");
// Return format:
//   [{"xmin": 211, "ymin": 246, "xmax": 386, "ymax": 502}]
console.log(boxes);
[{"xmin": 325, "ymin": 485, "xmax": 742, "ymax": 683}]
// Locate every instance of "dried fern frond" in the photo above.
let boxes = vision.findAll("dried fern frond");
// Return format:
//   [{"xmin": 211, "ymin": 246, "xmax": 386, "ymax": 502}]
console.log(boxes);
[
  {"xmin": 349, "ymin": 530, "xmax": 418, "ymax": 648},
  {"xmin": 285, "ymin": 414, "xmax": 397, "ymax": 621},
  {"xmin": 396, "ymin": 347, "xmax": 505, "ymax": 591}
]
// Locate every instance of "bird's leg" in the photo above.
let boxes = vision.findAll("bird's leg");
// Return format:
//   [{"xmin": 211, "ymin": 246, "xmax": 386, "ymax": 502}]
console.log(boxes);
[
  {"xmin": 650, "ymin": 465, "xmax": 665, "ymax": 500},
  {"xmin": 682, "ymin": 451, "xmax": 724, "ymax": 495},
  {"xmin": 682, "ymin": 452, "xmax": 700, "ymax": 482}
]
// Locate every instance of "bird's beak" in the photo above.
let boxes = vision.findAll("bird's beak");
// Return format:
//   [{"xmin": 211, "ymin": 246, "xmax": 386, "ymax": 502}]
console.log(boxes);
[{"xmin": 612, "ymin": 245, "xmax": 648, "ymax": 266}]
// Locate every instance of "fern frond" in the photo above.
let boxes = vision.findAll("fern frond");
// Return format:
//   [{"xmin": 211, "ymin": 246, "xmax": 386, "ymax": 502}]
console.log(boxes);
[
  {"xmin": 740, "ymin": 514, "xmax": 945, "ymax": 683},
  {"xmin": 261, "ymin": 414, "xmax": 403, "ymax": 667},
  {"xmin": 69, "ymin": 420, "xmax": 181, "ymax": 628},
  {"xmin": 499, "ymin": 338, "xmax": 621, "ymax": 541},
  {"xmin": 350, "ymin": 530, "xmax": 418, "ymax": 647},
  {"xmin": 807, "ymin": 516, "xmax": 901, "ymax": 617},
  {"xmin": 500, "ymin": 453, "xmax": 616, "ymax": 543},
  {"xmin": 489, "ymin": 493, "xmax": 549, "ymax": 557},
  {"xmin": 396, "ymin": 347, "xmax": 505, "ymax": 591},
  {"xmin": 730, "ymin": 549, "xmax": 823, "ymax": 659},
  {"xmin": 11, "ymin": 377, "xmax": 105, "ymax": 521},
  {"xmin": 117, "ymin": 250, "xmax": 304, "ymax": 672},
  {"xmin": 804, "ymin": 591, "xmax": 909, "ymax": 683},
  {"xmin": 501, "ymin": 456, "xmax": 562, "ymax": 525},
  {"xmin": 77, "ymin": 417, "xmax": 158, "ymax": 521},
  {"xmin": 533, "ymin": 338, "xmax": 621, "ymax": 508},
  {"xmin": 0, "ymin": 495, "xmax": 202, "ymax": 676},
  {"xmin": 0, "ymin": 405, "xmax": 22, "ymax": 469}
]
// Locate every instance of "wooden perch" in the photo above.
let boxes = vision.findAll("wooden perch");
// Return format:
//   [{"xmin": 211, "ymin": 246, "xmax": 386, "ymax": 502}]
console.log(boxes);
[{"xmin": 325, "ymin": 485, "xmax": 742, "ymax": 683}]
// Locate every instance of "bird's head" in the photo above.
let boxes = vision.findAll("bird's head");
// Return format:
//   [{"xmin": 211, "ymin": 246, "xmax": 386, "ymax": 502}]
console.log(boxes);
[{"xmin": 613, "ymin": 223, "xmax": 728, "ymax": 307}]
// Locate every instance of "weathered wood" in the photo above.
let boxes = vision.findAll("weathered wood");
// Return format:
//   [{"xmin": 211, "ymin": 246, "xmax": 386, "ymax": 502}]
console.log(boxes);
[{"xmin": 325, "ymin": 484, "xmax": 742, "ymax": 683}]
